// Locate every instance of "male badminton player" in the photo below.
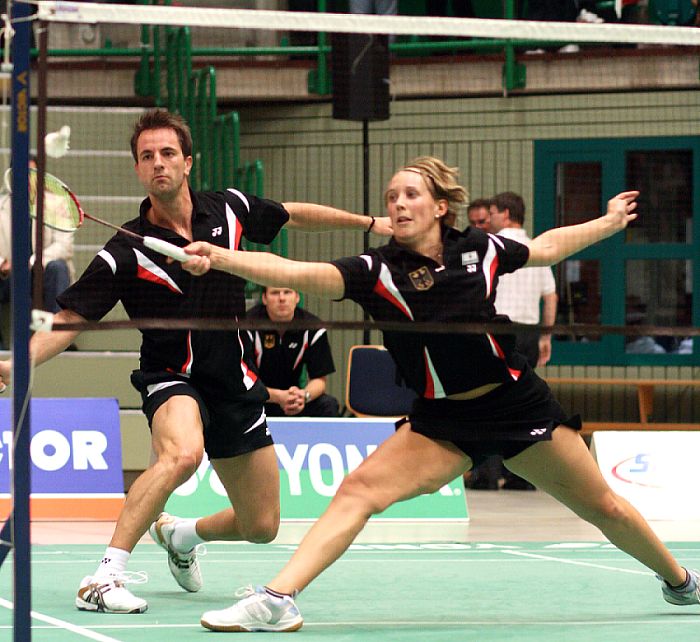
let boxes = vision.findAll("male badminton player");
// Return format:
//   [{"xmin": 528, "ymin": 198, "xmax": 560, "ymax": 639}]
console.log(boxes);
[{"xmin": 0, "ymin": 108, "xmax": 391, "ymax": 614}]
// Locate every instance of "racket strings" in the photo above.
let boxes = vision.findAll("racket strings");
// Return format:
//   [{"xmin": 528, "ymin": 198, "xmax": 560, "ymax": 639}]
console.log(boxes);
[
  {"xmin": 11, "ymin": 167, "xmax": 82, "ymax": 232},
  {"xmin": 30, "ymin": 171, "xmax": 83, "ymax": 232}
]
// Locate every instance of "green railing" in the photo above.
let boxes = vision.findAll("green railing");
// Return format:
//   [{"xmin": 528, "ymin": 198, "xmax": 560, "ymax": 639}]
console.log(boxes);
[
  {"xmin": 129, "ymin": 0, "xmax": 533, "ymax": 96},
  {"xmin": 34, "ymin": 0, "xmax": 613, "ymax": 95},
  {"xmin": 133, "ymin": 0, "xmax": 532, "ymax": 93},
  {"xmin": 34, "ymin": 1, "xmax": 694, "ymax": 95}
]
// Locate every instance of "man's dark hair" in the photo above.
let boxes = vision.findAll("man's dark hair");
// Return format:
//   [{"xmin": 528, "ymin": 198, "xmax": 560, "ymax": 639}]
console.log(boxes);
[
  {"xmin": 491, "ymin": 191, "xmax": 525, "ymax": 225},
  {"xmin": 467, "ymin": 198, "xmax": 490, "ymax": 212},
  {"xmin": 130, "ymin": 109, "xmax": 193, "ymax": 161}
]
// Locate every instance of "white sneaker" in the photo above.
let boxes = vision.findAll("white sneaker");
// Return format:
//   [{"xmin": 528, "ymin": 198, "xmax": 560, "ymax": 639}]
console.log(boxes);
[
  {"xmin": 75, "ymin": 572, "xmax": 148, "ymax": 614},
  {"xmin": 577, "ymin": 8, "xmax": 603, "ymax": 23},
  {"xmin": 658, "ymin": 568, "xmax": 700, "ymax": 606},
  {"xmin": 201, "ymin": 585, "xmax": 303, "ymax": 632},
  {"xmin": 149, "ymin": 512, "xmax": 204, "ymax": 593}
]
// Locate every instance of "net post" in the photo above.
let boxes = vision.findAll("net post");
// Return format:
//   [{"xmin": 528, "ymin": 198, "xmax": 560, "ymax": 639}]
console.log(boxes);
[{"xmin": 9, "ymin": 0, "xmax": 34, "ymax": 639}]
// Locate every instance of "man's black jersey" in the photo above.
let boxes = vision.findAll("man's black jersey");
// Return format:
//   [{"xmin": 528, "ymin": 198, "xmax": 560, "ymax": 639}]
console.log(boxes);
[
  {"xmin": 246, "ymin": 305, "xmax": 336, "ymax": 390},
  {"xmin": 57, "ymin": 187, "xmax": 289, "ymax": 396},
  {"xmin": 331, "ymin": 226, "xmax": 530, "ymax": 398}
]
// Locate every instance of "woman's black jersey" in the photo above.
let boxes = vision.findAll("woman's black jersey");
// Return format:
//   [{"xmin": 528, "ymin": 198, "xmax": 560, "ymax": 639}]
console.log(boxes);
[{"xmin": 331, "ymin": 226, "xmax": 531, "ymax": 398}]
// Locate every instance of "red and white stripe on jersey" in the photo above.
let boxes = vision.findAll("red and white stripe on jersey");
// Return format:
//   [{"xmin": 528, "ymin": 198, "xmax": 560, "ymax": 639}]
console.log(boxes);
[
  {"xmin": 237, "ymin": 322, "xmax": 258, "ymax": 390},
  {"xmin": 97, "ymin": 249, "xmax": 117, "ymax": 274},
  {"xmin": 482, "ymin": 234, "xmax": 503, "ymax": 299},
  {"xmin": 292, "ymin": 331, "xmax": 310, "ymax": 370},
  {"xmin": 134, "ymin": 249, "xmax": 182, "ymax": 294},
  {"xmin": 486, "ymin": 332, "xmax": 522, "ymax": 381},
  {"xmin": 179, "ymin": 330, "xmax": 194, "ymax": 375},
  {"xmin": 422, "ymin": 347, "xmax": 446, "ymax": 399},
  {"xmin": 367, "ymin": 258, "xmax": 414, "ymax": 320},
  {"xmin": 226, "ymin": 189, "xmax": 249, "ymax": 251}
]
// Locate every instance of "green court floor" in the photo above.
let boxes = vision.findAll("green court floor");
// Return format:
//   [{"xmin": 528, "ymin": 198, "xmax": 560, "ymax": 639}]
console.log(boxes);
[{"xmin": 2, "ymin": 542, "xmax": 699, "ymax": 641}]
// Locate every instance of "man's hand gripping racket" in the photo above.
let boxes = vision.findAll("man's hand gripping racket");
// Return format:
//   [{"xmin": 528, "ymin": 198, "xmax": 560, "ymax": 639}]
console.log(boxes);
[{"xmin": 4, "ymin": 167, "xmax": 191, "ymax": 262}]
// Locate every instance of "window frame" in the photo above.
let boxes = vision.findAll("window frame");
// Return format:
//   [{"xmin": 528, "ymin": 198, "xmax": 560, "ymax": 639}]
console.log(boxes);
[{"xmin": 534, "ymin": 136, "xmax": 699, "ymax": 366}]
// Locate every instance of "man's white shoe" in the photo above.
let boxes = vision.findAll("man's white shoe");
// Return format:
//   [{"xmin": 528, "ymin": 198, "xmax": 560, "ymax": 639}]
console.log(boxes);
[
  {"xmin": 201, "ymin": 586, "xmax": 303, "ymax": 632},
  {"xmin": 75, "ymin": 572, "xmax": 148, "ymax": 614},
  {"xmin": 149, "ymin": 512, "xmax": 203, "ymax": 593}
]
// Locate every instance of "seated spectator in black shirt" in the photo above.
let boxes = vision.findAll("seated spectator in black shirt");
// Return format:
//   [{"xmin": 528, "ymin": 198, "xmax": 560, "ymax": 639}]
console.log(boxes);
[{"xmin": 247, "ymin": 287, "xmax": 340, "ymax": 417}]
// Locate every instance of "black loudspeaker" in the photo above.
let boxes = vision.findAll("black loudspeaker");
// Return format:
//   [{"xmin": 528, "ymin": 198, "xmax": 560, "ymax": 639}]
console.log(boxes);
[{"xmin": 331, "ymin": 33, "xmax": 390, "ymax": 122}]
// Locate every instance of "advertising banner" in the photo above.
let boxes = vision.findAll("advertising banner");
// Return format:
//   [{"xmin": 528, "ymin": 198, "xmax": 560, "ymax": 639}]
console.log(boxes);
[
  {"xmin": 0, "ymin": 398, "xmax": 124, "ymax": 519},
  {"xmin": 591, "ymin": 431, "xmax": 700, "ymax": 520},
  {"xmin": 165, "ymin": 418, "xmax": 468, "ymax": 526}
]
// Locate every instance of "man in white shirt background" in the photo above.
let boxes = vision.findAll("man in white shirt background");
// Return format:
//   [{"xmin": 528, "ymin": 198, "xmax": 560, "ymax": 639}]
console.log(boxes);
[
  {"xmin": 486, "ymin": 191, "xmax": 558, "ymax": 490},
  {"xmin": 489, "ymin": 191, "xmax": 558, "ymax": 369}
]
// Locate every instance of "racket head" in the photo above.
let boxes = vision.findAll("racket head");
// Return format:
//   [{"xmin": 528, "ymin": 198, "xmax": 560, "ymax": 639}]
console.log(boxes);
[{"xmin": 5, "ymin": 167, "xmax": 84, "ymax": 232}]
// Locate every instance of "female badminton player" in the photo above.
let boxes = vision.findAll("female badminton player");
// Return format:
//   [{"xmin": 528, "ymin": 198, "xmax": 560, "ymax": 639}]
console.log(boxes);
[{"xmin": 181, "ymin": 156, "xmax": 699, "ymax": 632}]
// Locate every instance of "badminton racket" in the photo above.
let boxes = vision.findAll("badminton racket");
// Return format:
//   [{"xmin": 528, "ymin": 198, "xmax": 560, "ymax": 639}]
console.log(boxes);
[{"xmin": 3, "ymin": 167, "xmax": 191, "ymax": 262}]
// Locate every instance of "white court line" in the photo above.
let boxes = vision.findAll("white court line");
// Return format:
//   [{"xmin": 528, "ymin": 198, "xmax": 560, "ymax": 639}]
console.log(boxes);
[
  {"xmin": 502, "ymin": 549, "xmax": 652, "ymax": 575},
  {"xmin": 5, "ymin": 619, "xmax": 699, "ymax": 631},
  {"xmin": 0, "ymin": 597, "xmax": 122, "ymax": 642}
]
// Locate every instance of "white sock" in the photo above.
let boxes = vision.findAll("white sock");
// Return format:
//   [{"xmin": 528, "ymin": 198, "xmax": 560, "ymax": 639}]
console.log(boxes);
[
  {"xmin": 94, "ymin": 546, "xmax": 130, "ymax": 578},
  {"xmin": 171, "ymin": 519, "xmax": 205, "ymax": 552}
]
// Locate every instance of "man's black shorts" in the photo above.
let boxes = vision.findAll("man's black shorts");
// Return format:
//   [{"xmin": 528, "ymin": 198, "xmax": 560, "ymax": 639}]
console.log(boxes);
[
  {"xmin": 396, "ymin": 366, "xmax": 581, "ymax": 468},
  {"xmin": 131, "ymin": 370, "xmax": 273, "ymax": 459}
]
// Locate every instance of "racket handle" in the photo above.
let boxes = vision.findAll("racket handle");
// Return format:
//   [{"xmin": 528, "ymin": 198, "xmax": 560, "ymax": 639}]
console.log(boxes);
[{"xmin": 144, "ymin": 237, "xmax": 191, "ymax": 263}]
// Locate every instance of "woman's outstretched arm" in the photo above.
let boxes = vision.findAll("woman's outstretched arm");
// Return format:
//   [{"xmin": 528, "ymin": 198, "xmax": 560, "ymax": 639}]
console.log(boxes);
[
  {"xmin": 182, "ymin": 242, "xmax": 345, "ymax": 299},
  {"xmin": 526, "ymin": 190, "xmax": 639, "ymax": 267}
]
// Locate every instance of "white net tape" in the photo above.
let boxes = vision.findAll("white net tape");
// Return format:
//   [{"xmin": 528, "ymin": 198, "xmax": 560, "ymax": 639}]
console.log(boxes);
[{"xmin": 35, "ymin": 1, "xmax": 700, "ymax": 46}]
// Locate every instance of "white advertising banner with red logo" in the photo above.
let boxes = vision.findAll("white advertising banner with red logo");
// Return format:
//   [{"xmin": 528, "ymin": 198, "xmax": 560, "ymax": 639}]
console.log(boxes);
[{"xmin": 591, "ymin": 431, "xmax": 700, "ymax": 520}]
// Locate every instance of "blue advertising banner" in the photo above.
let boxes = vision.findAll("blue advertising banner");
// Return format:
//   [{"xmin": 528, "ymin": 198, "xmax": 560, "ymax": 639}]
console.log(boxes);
[{"xmin": 0, "ymin": 398, "xmax": 124, "ymax": 519}]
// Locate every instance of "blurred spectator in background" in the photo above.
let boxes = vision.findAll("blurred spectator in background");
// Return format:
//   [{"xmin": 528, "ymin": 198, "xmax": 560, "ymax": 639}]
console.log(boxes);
[
  {"xmin": 490, "ymin": 192, "xmax": 557, "ymax": 370},
  {"xmin": 248, "ymin": 286, "xmax": 340, "ymax": 417},
  {"xmin": 466, "ymin": 198, "xmax": 492, "ymax": 232}
]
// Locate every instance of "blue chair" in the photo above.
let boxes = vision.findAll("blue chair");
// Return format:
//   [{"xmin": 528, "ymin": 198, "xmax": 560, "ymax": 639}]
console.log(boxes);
[{"xmin": 345, "ymin": 345, "xmax": 418, "ymax": 417}]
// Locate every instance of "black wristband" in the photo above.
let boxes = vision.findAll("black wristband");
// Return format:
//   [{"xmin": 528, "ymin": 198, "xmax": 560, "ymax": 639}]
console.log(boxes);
[{"xmin": 366, "ymin": 216, "xmax": 376, "ymax": 233}]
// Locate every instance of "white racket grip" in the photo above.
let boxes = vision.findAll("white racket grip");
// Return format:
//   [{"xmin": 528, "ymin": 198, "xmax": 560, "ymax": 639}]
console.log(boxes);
[
  {"xmin": 31, "ymin": 309, "xmax": 55, "ymax": 332},
  {"xmin": 144, "ymin": 237, "xmax": 191, "ymax": 262}
]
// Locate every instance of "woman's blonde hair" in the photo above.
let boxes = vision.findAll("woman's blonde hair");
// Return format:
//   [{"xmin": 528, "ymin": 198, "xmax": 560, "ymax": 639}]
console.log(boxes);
[{"xmin": 390, "ymin": 156, "xmax": 469, "ymax": 228}]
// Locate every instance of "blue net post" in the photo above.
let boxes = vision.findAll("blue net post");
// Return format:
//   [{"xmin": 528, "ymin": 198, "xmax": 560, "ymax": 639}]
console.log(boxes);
[{"xmin": 9, "ymin": 3, "xmax": 34, "ymax": 642}]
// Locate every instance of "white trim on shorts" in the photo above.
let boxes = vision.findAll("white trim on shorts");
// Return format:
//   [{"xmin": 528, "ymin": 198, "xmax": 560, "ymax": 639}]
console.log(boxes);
[
  {"xmin": 146, "ymin": 380, "xmax": 189, "ymax": 397},
  {"xmin": 243, "ymin": 409, "xmax": 267, "ymax": 434}
]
